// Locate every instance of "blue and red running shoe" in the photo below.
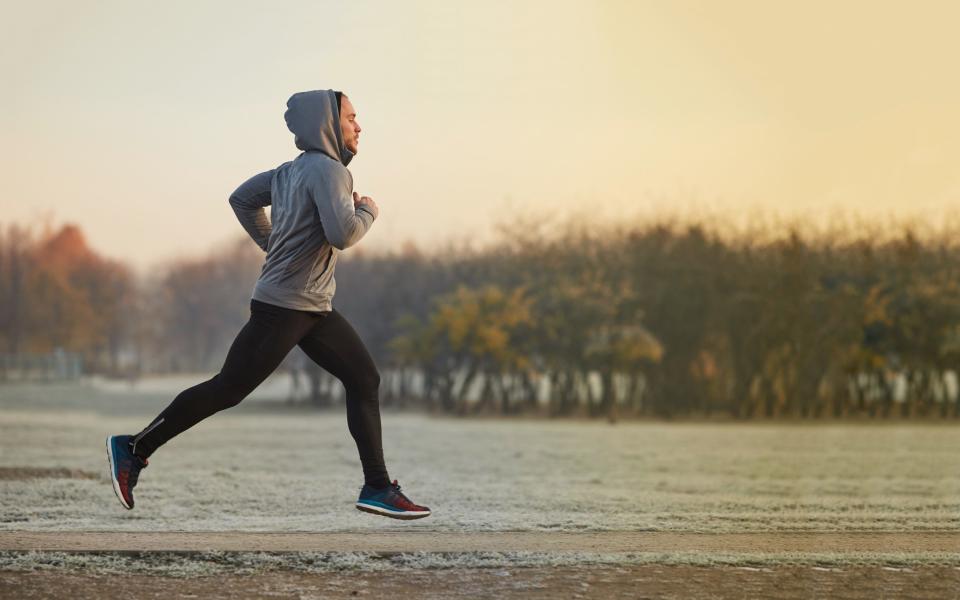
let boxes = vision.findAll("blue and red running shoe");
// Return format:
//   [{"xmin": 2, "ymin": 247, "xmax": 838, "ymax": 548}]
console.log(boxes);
[
  {"xmin": 356, "ymin": 480, "xmax": 431, "ymax": 520},
  {"xmin": 105, "ymin": 434, "xmax": 149, "ymax": 509}
]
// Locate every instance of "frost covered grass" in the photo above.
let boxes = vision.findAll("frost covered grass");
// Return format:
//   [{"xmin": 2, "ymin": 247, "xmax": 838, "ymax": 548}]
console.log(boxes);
[{"xmin": 1, "ymin": 380, "xmax": 959, "ymax": 534}]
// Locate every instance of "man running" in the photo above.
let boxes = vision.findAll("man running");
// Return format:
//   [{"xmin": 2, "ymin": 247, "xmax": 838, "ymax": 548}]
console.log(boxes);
[{"xmin": 106, "ymin": 89, "xmax": 431, "ymax": 520}]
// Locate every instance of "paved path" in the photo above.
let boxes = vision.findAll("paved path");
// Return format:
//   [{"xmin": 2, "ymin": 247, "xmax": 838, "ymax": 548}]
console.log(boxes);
[{"xmin": 2, "ymin": 531, "xmax": 958, "ymax": 554}]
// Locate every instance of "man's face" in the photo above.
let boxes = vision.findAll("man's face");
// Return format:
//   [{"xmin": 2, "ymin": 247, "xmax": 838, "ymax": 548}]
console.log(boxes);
[{"xmin": 339, "ymin": 95, "xmax": 361, "ymax": 154}]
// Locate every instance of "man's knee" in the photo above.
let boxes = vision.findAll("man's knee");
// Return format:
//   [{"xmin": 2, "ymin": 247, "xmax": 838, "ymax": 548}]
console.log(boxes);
[{"xmin": 349, "ymin": 367, "xmax": 380, "ymax": 396}]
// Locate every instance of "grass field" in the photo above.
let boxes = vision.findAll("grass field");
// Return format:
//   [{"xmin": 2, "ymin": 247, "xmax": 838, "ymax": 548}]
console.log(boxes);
[
  {"xmin": 1, "ymin": 378, "xmax": 959, "ymax": 596},
  {"xmin": 1, "ymin": 379, "xmax": 958, "ymax": 535}
]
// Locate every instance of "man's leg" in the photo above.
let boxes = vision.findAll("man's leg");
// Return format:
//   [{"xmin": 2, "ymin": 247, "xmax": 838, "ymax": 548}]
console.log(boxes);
[
  {"xmin": 297, "ymin": 308, "xmax": 390, "ymax": 488},
  {"xmin": 128, "ymin": 300, "xmax": 322, "ymax": 459}
]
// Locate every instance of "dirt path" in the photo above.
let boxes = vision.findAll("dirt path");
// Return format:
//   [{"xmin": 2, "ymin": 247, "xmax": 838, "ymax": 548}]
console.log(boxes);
[
  {"xmin": 4, "ymin": 565, "xmax": 960, "ymax": 599},
  {"xmin": 2, "ymin": 531, "xmax": 959, "ymax": 554}
]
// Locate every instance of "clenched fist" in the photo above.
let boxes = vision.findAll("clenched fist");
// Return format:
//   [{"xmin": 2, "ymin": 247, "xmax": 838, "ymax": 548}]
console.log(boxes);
[{"xmin": 353, "ymin": 192, "xmax": 379, "ymax": 220}]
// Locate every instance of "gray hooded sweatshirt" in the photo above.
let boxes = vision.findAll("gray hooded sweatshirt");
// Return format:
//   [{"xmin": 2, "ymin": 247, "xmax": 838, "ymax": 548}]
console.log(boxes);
[{"xmin": 228, "ymin": 89, "xmax": 376, "ymax": 312}]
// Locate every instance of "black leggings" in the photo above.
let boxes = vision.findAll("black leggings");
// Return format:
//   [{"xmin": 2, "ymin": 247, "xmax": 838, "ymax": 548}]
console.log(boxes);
[{"xmin": 129, "ymin": 299, "xmax": 390, "ymax": 488}]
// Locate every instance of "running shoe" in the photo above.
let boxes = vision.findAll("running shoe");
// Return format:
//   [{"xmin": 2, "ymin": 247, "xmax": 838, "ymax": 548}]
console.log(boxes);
[
  {"xmin": 355, "ymin": 479, "xmax": 431, "ymax": 520},
  {"xmin": 105, "ymin": 434, "xmax": 149, "ymax": 509}
]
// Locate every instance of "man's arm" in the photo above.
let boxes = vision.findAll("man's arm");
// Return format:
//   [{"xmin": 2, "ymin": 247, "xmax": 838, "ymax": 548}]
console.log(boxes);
[
  {"xmin": 228, "ymin": 170, "xmax": 274, "ymax": 252},
  {"xmin": 309, "ymin": 166, "xmax": 376, "ymax": 250}
]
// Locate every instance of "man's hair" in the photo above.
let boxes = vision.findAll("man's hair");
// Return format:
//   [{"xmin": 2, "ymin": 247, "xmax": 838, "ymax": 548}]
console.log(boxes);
[{"xmin": 334, "ymin": 91, "xmax": 343, "ymax": 116}]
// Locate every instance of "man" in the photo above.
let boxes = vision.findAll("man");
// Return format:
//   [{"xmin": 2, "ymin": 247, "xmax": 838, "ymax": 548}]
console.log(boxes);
[{"xmin": 106, "ymin": 89, "xmax": 431, "ymax": 520}]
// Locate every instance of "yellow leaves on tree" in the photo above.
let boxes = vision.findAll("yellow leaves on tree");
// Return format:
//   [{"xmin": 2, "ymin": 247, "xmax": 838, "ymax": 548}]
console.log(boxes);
[{"xmin": 391, "ymin": 284, "xmax": 534, "ymax": 372}]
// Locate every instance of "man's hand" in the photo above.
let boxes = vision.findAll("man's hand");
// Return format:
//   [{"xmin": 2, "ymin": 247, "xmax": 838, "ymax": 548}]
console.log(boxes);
[{"xmin": 353, "ymin": 192, "xmax": 379, "ymax": 220}]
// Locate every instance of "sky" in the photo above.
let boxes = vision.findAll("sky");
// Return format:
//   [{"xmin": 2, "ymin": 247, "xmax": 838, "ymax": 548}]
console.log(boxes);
[{"xmin": 3, "ymin": 0, "xmax": 960, "ymax": 271}]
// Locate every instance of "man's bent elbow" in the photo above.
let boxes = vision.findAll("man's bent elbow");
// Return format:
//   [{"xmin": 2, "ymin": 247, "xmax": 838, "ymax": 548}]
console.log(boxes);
[
  {"xmin": 326, "ymin": 225, "xmax": 365, "ymax": 251},
  {"xmin": 325, "ymin": 234, "xmax": 348, "ymax": 251}
]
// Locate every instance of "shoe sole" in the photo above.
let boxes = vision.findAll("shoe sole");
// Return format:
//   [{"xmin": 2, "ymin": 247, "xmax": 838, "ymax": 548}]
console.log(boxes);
[
  {"xmin": 355, "ymin": 502, "xmax": 431, "ymax": 520},
  {"xmin": 105, "ymin": 436, "xmax": 133, "ymax": 510}
]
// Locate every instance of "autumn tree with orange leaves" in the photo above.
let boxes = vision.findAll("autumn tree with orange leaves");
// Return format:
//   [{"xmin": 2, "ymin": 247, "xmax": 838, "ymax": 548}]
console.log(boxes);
[{"xmin": 0, "ymin": 223, "xmax": 135, "ymax": 373}]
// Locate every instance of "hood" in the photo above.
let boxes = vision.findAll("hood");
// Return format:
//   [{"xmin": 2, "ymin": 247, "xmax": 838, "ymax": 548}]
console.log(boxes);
[{"xmin": 284, "ymin": 89, "xmax": 354, "ymax": 167}]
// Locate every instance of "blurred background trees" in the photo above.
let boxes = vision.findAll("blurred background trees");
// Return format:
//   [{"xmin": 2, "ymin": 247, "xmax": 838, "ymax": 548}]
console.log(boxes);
[{"xmin": 4, "ymin": 214, "xmax": 960, "ymax": 419}]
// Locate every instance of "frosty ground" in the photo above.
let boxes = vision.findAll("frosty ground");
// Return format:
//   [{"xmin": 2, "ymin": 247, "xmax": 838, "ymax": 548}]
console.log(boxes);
[{"xmin": 1, "ymin": 378, "xmax": 958, "ymax": 597}]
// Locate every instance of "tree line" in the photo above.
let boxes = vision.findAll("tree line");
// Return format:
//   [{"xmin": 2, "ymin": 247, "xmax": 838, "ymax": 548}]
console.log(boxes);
[{"xmin": 3, "ymin": 213, "xmax": 960, "ymax": 419}]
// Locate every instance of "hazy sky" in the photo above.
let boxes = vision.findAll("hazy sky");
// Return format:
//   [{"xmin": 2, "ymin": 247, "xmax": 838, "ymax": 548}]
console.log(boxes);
[{"xmin": 3, "ymin": 0, "xmax": 959, "ymax": 270}]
